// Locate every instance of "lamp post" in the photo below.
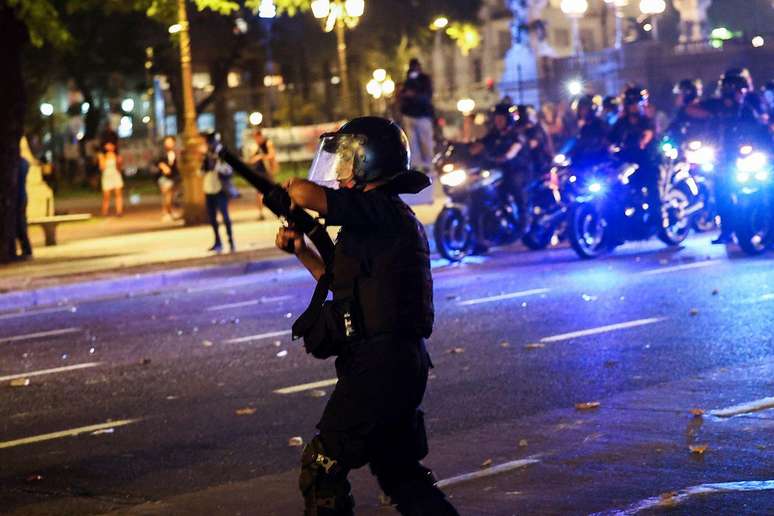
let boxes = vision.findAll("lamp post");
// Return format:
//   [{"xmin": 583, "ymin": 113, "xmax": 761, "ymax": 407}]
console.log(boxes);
[
  {"xmin": 311, "ymin": 0, "xmax": 365, "ymax": 117},
  {"xmin": 560, "ymin": 0, "xmax": 589, "ymax": 56},
  {"xmin": 365, "ymin": 68, "xmax": 396, "ymax": 115},
  {"xmin": 640, "ymin": 0, "xmax": 666, "ymax": 41},
  {"xmin": 174, "ymin": 0, "xmax": 206, "ymax": 225},
  {"xmin": 604, "ymin": 0, "xmax": 628, "ymax": 49}
]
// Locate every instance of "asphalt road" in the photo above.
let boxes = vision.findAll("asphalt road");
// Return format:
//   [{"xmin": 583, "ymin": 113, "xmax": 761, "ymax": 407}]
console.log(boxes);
[{"xmin": 1, "ymin": 234, "xmax": 773, "ymax": 515}]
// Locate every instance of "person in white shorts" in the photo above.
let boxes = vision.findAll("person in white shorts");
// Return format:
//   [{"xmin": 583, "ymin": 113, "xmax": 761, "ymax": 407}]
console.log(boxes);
[{"xmin": 155, "ymin": 135, "xmax": 179, "ymax": 221}]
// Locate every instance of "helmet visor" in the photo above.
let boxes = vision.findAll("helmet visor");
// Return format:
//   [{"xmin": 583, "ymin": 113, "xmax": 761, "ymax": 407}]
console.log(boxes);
[{"xmin": 307, "ymin": 133, "xmax": 365, "ymax": 188}]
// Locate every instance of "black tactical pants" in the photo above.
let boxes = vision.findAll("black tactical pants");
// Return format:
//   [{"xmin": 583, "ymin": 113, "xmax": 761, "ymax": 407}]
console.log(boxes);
[{"xmin": 301, "ymin": 336, "xmax": 458, "ymax": 516}]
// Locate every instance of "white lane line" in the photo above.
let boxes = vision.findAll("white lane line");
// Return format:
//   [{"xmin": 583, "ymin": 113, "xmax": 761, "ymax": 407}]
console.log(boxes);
[
  {"xmin": 591, "ymin": 480, "xmax": 774, "ymax": 516},
  {"xmin": 435, "ymin": 458, "xmax": 540, "ymax": 489},
  {"xmin": 710, "ymin": 397, "xmax": 774, "ymax": 418},
  {"xmin": 0, "ymin": 306, "xmax": 76, "ymax": 320},
  {"xmin": 0, "ymin": 419, "xmax": 141, "ymax": 450},
  {"xmin": 540, "ymin": 318, "xmax": 665, "ymax": 343},
  {"xmin": 0, "ymin": 327, "xmax": 82, "ymax": 344},
  {"xmin": 458, "ymin": 288, "xmax": 550, "ymax": 306},
  {"xmin": 0, "ymin": 362, "xmax": 102, "ymax": 382},
  {"xmin": 206, "ymin": 295, "xmax": 294, "ymax": 312},
  {"xmin": 274, "ymin": 378, "xmax": 338, "ymax": 395},
  {"xmin": 744, "ymin": 293, "xmax": 774, "ymax": 304},
  {"xmin": 223, "ymin": 329, "xmax": 291, "ymax": 344},
  {"xmin": 638, "ymin": 260, "xmax": 720, "ymax": 276}
]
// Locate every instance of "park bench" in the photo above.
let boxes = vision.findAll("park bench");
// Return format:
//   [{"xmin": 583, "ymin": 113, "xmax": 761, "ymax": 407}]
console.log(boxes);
[{"xmin": 28, "ymin": 213, "xmax": 92, "ymax": 246}]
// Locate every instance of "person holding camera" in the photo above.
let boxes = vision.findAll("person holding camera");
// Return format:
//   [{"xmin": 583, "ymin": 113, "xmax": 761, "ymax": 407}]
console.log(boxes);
[
  {"xmin": 275, "ymin": 117, "xmax": 458, "ymax": 516},
  {"xmin": 199, "ymin": 134, "xmax": 235, "ymax": 253}
]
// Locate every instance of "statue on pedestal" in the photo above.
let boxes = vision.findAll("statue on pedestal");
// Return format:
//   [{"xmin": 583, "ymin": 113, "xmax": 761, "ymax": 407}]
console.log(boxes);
[
  {"xmin": 500, "ymin": 0, "xmax": 552, "ymax": 105},
  {"xmin": 673, "ymin": 0, "xmax": 712, "ymax": 44}
]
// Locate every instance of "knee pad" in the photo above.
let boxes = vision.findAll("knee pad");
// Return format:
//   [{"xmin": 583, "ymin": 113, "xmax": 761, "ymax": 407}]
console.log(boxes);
[{"xmin": 299, "ymin": 436, "xmax": 354, "ymax": 516}]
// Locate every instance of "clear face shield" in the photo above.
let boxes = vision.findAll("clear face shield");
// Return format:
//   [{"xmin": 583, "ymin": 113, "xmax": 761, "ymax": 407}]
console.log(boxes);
[{"xmin": 307, "ymin": 133, "xmax": 365, "ymax": 189}]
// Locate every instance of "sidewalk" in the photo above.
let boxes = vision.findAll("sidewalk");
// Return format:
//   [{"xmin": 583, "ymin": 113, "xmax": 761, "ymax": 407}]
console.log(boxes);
[{"xmin": 1, "ymin": 191, "xmax": 445, "ymax": 309}]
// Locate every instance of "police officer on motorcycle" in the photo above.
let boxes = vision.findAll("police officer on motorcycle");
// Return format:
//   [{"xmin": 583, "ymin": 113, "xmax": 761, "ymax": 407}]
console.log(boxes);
[
  {"xmin": 608, "ymin": 86, "xmax": 661, "ymax": 217},
  {"xmin": 276, "ymin": 116, "xmax": 459, "ymax": 516},
  {"xmin": 667, "ymin": 79, "xmax": 704, "ymax": 140},
  {"xmin": 695, "ymin": 73, "xmax": 770, "ymax": 243},
  {"xmin": 567, "ymin": 94, "xmax": 609, "ymax": 163}
]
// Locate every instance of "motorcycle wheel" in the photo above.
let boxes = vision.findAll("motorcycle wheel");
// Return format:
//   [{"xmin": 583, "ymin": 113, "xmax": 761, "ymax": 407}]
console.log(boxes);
[
  {"xmin": 658, "ymin": 188, "xmax": 692, "ymax": 246},
  {"xmin": 735, "ymin": 202, "xmax": 772, "ymax": 256},
  {"xmin": 692, "ymin": 183, "xmax": 717, "ymax": 232},
  {"xmin": 434, "ymin": 207, "xmax": 474, "ymax": 261},
  {"xmin": 569, "ymin": 203, "xmax": 608, "ymax": 259},
  {"xmin": 522, "ymin": 221, "xmax": 554, "ymax": 250}
]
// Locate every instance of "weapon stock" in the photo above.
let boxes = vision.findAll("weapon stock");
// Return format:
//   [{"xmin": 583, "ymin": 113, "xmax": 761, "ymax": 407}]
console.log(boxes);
[{"xmin": 217, "ymin": 146, "xmax": 335, "ymax": 266}]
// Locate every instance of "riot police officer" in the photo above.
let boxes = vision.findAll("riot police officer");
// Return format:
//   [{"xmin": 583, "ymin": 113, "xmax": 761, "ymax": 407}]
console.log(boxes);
[
  {"xmin": 566, "ymin": 94, "xmax": 608, "ymax": 163},
  {"xmin": 275, "ymin": 117, "xmax": 459, "ymax": 516},
  {"xmin": 608, "ymin": 86, "xmax": 661, "ymax": 216},
  {"xmin": 666, "ymin": 78, "xmax": 704, "ymax": 140}
]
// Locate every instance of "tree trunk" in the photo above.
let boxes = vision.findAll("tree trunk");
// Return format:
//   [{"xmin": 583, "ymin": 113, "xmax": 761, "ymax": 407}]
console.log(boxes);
[{"xmin": 0, "ymin": 7, "xmax": 26, "ymax": 263}]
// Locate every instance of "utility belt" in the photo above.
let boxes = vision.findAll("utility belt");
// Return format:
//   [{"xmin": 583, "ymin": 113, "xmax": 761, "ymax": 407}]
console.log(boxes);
[{"xmin": 292, "ymin": 272, "xmax": 364, "ymax": 360}]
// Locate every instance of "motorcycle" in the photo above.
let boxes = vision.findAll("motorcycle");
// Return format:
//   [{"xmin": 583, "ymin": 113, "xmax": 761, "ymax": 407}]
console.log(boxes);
[
  {"xmin": 662, "ymin": 138, "xmax": 717, "ymax": 232},
  {"xmin": 729, "ymin": 144, "xmax": 773, "ymax": 255},
  {"xmin": 567, "ymin": 148, "xmax": 702, "ymax": 259},
  {"xmin": 434, "ymin": 142, "xmax": 522, "ymax": 261}
]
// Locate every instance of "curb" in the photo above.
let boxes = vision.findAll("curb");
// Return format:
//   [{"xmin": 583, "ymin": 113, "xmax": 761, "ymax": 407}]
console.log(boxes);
[{"xmin": 0, "ymin": 255, "xmax": 297, "ymax": 313}]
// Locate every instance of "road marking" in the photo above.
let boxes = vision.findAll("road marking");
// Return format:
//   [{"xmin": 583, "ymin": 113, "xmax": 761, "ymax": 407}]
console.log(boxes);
[
  {"xmin": 591, "ymin": 480, "xmax": 774, "ymax": 516},
  {"xmin": 458, "ymin": 288, "xmax": 550, "ymax": 306},
  {"xmin": 744, "ymin": 293, "xmax": 774, "ymax": 304},
  {"xmin": 206, "ymin": 296, "xmax": 294, "ymax": 312},
  {"xmin": 0, "ymin": 306, "xmax": 76, "ymax": 320},
  {"xmin": 185, "ymin": 277, "xmax": 264, "ymax": 294},
  {"xmin": 0, "ymin": 362, "xmax": 102, "ymax": 382},
  {"xmin": 0, "ymin": 327, "xmax": 82, "ymax": 344},
  {"xmin": 540, "ymin": 318, "xmax": 665, "ymax": 343},
  {"xmin": 710, "ymin": 397, "xmax": 774, "ymax": 418},
  {"xmin": 223, "ymin": 329, "xmax": 291, "ymax": 344},
  {"xmin": 435, "ymin": 458, "xmax": 540, "ymax": 489},
  {"xmin": 0, "ymin": 419, "xmax": 141, "ymax": 450},
  {"xmin": 274, "ymin": 378, "xmax": 338, "ymax": 395},
  {"xmin": 638, "ymin": 260, "xmax": 720, "ymax": 276}
]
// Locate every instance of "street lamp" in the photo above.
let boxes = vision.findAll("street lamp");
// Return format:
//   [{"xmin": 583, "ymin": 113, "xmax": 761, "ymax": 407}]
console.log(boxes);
[
  {"xmin": 312, "ymin": 0, "xmax": 365, "ymax": 117},
  {"xmin": 366, "ymin": 69, "xmax": 395, "ymax": 114},
  {"xmin": 603, "ymin": 0, "xmax": 628, "ymax": 49},
  {"xmin": 639, "ymin": 0, "xmax": 666, "ymax": 41},
  {"xmin": 567, "ymin": 79, "xmax": 584, "ymax": 96},
  {"xmin": 40, "ymin": 103, "xmax": 54, "ymax": 117},
  {"xmin": 560, "ymin": 0, "xmax": 589, "ymax": 56}
]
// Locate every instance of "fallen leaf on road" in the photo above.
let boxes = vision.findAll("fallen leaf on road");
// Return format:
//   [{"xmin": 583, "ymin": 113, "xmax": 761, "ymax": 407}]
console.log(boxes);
[
  {"xmin": 448, "ymin": 347, "xmax": 465, "ymax": 354},
  {"xmin": 445, "ymin": 294, "xmax": 460, "ymax": 301},
  {"xmin": 309, "ymin": 390, "xmax": 327, "ymax": 398},
  {"xmin": 575, "ymin": 402, "xmax": 601, "ymax": 411},
  {"xmin": 499, "ymin": 341, "xmax": 510, "ymax": 348},
  {"xmin": 10, "ymin": 378, "xmax": 30, "ymax": 387},
  {"xmin": 689, "ymin": 444, "xmax": 709, "ymax": 454},
  {"xmin": 518, "ymin": 439, "xmax": 528, "ymax": 448},
  {"xmin": 658, "ymin": 491, "xmax": 679, "ymax": 507},
  {"xmin": 276, "ymin": 350, "xmax": 288, "ymax": 358},
  {"xmin": 273, "ymin": 340, "xmax": 282, "ymax": 347},
  {"xmin": 140, "ymin": 358, "xmax": 151, "ymax": 366},
  {"xmin": 480, "ymin": 458, "xmax": 493, "ymax": 468},
  {"xmin": 583, "ymin": 432, "xmax": 604, "ymax": 443},
  {"xmin": 288, "ymin": 436, "xmax": 304, "ymax": 447},
  {"xmin": 202, "ymin": 340, "xmax": 213, "ymax": 347},
  {"xmin": 236, "ymin": 407, "xmax": 256, "ymax": 416},
  {"xmin": 712, "ymin": 289, "xmax": 719, "ymax": 296},
  {"xmin": 689, "ymin": 308, "xmax": 699, "ymax": 316},
  {"xmin": 524, "ymin": 343, "xmax": 545, "ymax": 350},
  {"xmin": 756, "ymin": 444, "xmax": 766, "ymax": 450},
  {"xmin": 690, "ymin": 408, "xmax": 705, "ymax": 417},
  {"xmin": 91, "ymin": 428, "xmax": 114, "ymax": 436},
  {"xmin": 582, "ymin": 294, "xmax": 598, "ymax": 302}
]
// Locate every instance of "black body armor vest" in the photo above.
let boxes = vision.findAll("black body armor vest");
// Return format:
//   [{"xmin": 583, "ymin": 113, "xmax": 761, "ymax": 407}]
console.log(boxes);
[{"xmin": 331, "ymin": 196, "xmax": 434, "ymax": 339}]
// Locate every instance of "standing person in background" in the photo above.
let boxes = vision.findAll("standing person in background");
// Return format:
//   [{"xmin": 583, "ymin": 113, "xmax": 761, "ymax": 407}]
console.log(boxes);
[
  {"xmin": 200, "ymin": 134, "xmax": 235, "ymax": 253},
  {"xmin": 245, "ymin": 128, "xmax": 278, "ymax": 220},
  {"xmin": 15, "ymin": 147, "xmax": 32, "ymax": 259},
  {"xmin": 98, "ymin": 141, "xmax": 124, "ymax": 217},
  {"xmin": 540, "ymin": 102, "xmax": 565, "ymax": 151},
  {"xmin": 398, "ymin": 58, "xmax": 435, "ymax": 173},
  {"xmin": 156, "ymin": 136, "xmax": 180, "ymax": 222}
]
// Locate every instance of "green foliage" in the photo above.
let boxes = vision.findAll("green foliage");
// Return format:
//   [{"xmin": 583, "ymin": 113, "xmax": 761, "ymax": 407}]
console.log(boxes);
[{"xmin": 7, "ymin": 0, "xmax": 69, "ymax": 47}]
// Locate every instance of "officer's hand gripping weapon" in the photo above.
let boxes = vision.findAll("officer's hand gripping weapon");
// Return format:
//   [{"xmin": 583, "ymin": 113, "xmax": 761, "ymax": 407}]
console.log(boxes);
[{"xmin": 214, "ymin": 141, "xmax": 335, "ymax": 266}]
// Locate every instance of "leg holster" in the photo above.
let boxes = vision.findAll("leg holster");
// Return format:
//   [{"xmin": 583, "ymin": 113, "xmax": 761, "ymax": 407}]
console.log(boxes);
[{"xmin": 299, "ymin": 436, "xmax": 354, "ymax": 516}]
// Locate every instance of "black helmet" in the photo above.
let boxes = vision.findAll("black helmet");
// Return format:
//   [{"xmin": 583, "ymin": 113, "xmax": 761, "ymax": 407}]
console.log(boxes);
[
  {"xmin": 491, "ymin": 102, "xmax": 516, "ymax": 126},
  {"xmin": 719, "ymin": 74, "xmax": 749, "ymax": 100},
  {"xmin": 673, "ymin": 78, "xmax": 702, "ymax": 104},
  {"xmin": 308, "ymin": 117, "xmax": 410, "ymax": 186},
  {"xmin": 572, "ymin": 94, "xmax": 598, "ymax": 115},
  {"xmin": 723, "ymin": 67, "xmax": 753, "ymax": 89},
  {"xmin": 622, "ymin": 86, "xmax": 649, "ymax": 107},
  {"xmin": 602, "ymin": 95, "xmax": 619, "ymax": 112},
  {"xmin": 515, "ymin": 104, "xmax": 537, "ymax": 125}
]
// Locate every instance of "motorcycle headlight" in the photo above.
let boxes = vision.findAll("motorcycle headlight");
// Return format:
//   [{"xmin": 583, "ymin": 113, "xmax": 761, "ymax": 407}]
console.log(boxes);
[
  {"xmin": 554, "ymin": 153, "xmax": 570, "ymax": 166},
  {"xmin": 685, "ymin": 145, "xmax": 715, "ymax": 167},
  {"xmin": 736, "ymin": 151, "xmax": 768, "ymax": 174},
  {"xmin": 440, "ymin": 169, "xmax": 467, "ymax": 187},
  {"xmin": 442, "ymin": 163, "xmax": 455, "ymax": 173},
  {"xmin": 587, "ymin": 181, "xmax": 605, "ymax": 194}
]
